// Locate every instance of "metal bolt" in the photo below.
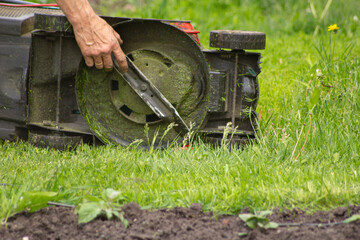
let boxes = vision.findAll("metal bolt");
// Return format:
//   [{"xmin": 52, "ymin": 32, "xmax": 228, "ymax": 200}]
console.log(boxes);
[{"xmin": 140, "ymin": 84, "xmax": 147, "ymax": 92}]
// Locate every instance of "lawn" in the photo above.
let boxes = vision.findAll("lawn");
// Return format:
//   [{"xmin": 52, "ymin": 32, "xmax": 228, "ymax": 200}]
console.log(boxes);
[{"xmin": 1, "ymin": 0, "xmax": 359, "ymax": 221}]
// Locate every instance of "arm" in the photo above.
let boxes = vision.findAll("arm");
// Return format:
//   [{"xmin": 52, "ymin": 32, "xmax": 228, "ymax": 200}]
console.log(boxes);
[{"xmin": 55, "ymin": 0, "xmax": 128, "ymax": 72}]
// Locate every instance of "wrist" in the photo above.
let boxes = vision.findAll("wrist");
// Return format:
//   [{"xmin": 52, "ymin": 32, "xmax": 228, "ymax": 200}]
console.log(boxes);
[{"xmin": 56, "ymin": 0, "xmax": 97, "ymax": 28}]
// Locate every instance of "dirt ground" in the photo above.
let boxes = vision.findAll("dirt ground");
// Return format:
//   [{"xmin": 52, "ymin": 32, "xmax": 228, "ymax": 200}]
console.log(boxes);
[{"xmin": 1, "ymin": 203, "xmax": 360, "ymax": 240}]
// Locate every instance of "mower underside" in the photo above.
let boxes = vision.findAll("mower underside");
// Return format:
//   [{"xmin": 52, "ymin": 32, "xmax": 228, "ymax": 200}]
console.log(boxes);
[{"xmin": 0, "ymin": 5, "xmax": 265, "ymax": 148}]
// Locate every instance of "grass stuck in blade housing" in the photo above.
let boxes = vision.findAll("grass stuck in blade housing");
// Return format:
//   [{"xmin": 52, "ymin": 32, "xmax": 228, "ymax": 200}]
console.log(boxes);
[{"xmin": 1, "ymin": 0, "xmax": 360, "ymax": 222}]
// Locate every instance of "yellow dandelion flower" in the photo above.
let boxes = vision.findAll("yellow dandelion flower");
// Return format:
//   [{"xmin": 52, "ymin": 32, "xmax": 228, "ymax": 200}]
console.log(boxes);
[{"xmin": 328, "ymin": 24, "xmax": 339, "ymax": 32}]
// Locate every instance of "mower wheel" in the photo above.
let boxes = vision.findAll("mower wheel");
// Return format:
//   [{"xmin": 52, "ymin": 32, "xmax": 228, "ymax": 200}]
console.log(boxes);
[{"xmin": 210, "ymin": 30, "xmax": 266, "ymax": 50}]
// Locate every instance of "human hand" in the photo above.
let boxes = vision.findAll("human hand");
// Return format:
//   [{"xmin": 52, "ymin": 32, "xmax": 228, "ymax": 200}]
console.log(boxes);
[{"xmin": 72, "ymin": 15, "xmax": 128, "ymax": 72}]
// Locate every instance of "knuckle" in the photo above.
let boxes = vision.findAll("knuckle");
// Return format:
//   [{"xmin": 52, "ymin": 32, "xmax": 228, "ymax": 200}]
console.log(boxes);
[
  {"xmin": 90, "ymin": 51, "xmax": 101, "ymax": 58},
  {"xmin": 100, "ymin": 46, "xmax": 112, "ymax": 54},
  {"xmin": 82, "ymin": 49, "xmax": 92, "ymax": 57},
  {"xmin": 118, "ymin": 55, "xmax": 126, "ymax": 63}
]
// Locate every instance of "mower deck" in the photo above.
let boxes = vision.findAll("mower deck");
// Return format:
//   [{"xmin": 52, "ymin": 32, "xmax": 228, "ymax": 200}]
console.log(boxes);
[{"xmin": 0, "ymin": 5, "xmax": 265, "ymax": 148}]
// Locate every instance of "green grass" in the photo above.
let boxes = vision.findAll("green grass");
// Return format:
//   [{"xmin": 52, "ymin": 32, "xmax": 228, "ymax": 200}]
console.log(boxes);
[{"xmin": 1, "ymin": 0, "xmax": 359, "ymax": 220}]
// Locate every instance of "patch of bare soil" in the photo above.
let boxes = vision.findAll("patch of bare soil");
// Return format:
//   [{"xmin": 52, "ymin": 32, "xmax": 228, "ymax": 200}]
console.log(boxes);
[{"xmin": 1, "ymin": 203, "xmax": 360, "ymax": 240}]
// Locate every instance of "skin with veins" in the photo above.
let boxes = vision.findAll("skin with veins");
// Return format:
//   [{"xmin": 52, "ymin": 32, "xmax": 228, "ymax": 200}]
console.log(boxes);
[{"xmin": 55, "ymin": 0, "xmax": 128, "ymax": 72}]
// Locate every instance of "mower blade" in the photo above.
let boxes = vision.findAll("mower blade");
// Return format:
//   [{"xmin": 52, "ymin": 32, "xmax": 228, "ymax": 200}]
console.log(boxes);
[{"xmin": 112, "ymin": 55, "xmax": 189, "ymax": 132}]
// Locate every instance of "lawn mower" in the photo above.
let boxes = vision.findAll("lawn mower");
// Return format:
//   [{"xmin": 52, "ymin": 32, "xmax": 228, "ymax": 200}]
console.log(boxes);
[{"xmin": 0, "ymin": 2, "xmax": 265, "ymax": 149}]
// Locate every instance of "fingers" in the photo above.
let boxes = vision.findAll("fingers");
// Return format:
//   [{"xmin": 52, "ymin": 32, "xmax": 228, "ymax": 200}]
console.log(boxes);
[
  {"xmin": 89, "ymin": 44, "xmax": 126, "ymax": 72},
  {"xmin": 84, "ymin": 56, "xmax": 94, "ymax": 68},
  {"xmin": 79, "ymin": 27, "xmax": 127, "ymax": 72},
  {"xmin": 113, "ymin": 30, "xmax": 123, "ymax": 45},
  {"xmin": 113, "ymin": 43, "xmax": 128, "ymax": 72},
  {"xmin": 93, "ymin": 56, "xmax": 103, "ymax": 69},
  {"xmin": 103, "ymin": 54, "xmax": 113, "ymax": 72},
  {"xmin": 113, "ymin": 32, "xmax": 127, "ymax": 72}
]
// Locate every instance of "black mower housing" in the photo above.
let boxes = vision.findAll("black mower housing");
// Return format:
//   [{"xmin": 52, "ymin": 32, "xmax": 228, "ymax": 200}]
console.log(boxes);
[{"xmin": 0, "ymin": 6, "xmax": 264, "ymax": 148}]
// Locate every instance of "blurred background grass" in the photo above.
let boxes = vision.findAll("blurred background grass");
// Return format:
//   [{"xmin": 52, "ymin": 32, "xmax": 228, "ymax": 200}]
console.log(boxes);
[
  {"xmin": 96, "ymin": 0, "xmax": 359, "ymax": 38},
  {"xmin": 33, "ymin": 0, "xmax": 360, "ymax": 38}
]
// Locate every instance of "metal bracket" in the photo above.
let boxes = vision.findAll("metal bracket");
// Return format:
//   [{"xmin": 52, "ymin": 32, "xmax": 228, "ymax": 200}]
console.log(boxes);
[
  {"xmin": 112, "ymin": 55, "xmax": 189, "ymax": 132},
  {"xmin": 208, "ymin": 70, "xmax": 229, "ymax": 113}
]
